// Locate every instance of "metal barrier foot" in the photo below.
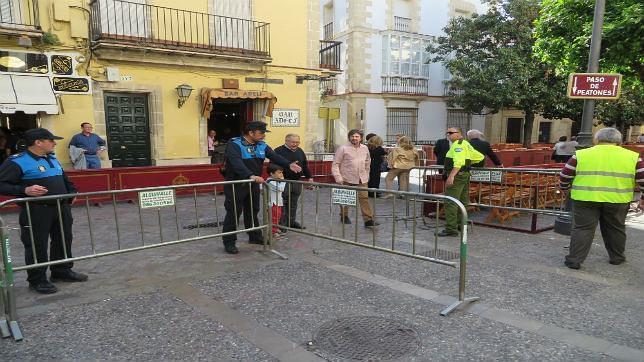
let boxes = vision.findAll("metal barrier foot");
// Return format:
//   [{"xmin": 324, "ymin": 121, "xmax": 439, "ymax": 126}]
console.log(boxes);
[
  {"xmin": 440, "ymin": 297, "xmax": 480, "ymax": 316},
  {"xmin": 8, "ymin": 320, "xmax": 22, "ymax": 341},
  {"xmin": 267, "ymin": 248, "xmax": 289, "ymax": 260},
  {"xmin": 0, "ymin": 318, "xmax": 10, "ymax": 338}
]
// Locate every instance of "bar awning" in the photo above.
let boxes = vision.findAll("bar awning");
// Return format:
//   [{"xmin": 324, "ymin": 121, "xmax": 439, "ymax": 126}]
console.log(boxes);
[
  {"xmin": 0, "ymin": 74, "xmax": 59, "ymax": 114},
  {"xmin": 201, "ymin": 87, "xmax": 276, "ymax": 119}
]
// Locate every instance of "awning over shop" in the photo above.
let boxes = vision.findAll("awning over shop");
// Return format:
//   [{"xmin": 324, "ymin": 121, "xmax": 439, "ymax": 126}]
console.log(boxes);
[
  {"xmin": 200, "ymin": 87, "xmax": 277, "ymax": 119},
  {"xmin": 0, "ymin": 74, "xmax": 59, "ymax": 114}
]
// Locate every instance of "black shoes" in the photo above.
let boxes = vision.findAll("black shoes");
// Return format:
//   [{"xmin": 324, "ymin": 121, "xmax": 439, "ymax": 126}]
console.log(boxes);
[
  {"xmin": 340, "ymin": 216, "xmax": 352, "ymax": 224},
  {"xmin": 609, "ymin": 259, "xmax": 625, "ymax": 265},
  {"xmin": 50, "ymin": 270, "xmax": 88, "ymax": 283},
  {"xmin": 281, "ymin": 222, "xmax": 306, "ymax": 230},
  {"xmin": 249, "ymin": 238, "xmax": 270, "ymax": 245},
  {"xmin": 29, "ymin": 280, "xmax": 58, "ymax": 294},
  {"xmin": 224, "ymin": 244, "xmax": 239, "ymax": 254},
  {"xmin": 564, "ymin": 260, "xmax": 580, "ymax": 270},
  {"xmin": 364, "ymin": 220, "xmax": 380, "ymax": 228},
  {"xmin": 436, "ymin": 230, "xmax": 459, "ymax": 237}
]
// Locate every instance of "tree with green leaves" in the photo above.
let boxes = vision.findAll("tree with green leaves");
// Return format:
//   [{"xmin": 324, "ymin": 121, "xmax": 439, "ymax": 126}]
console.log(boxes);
[
  {"xmin": 429, "ymin": 0, "xmax": 567, "ymax": 147},
  {"xmin": 534, "ymin": 0, "xmax": 643, "ymax": 138}
]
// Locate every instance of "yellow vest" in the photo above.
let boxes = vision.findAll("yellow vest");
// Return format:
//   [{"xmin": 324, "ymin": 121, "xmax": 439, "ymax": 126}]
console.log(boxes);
[
  {"xmin": 445, "ymin": 139, "xmax": 484, "ymax": 168},
  {"xmin": 571, "ymin": 145, "xmax": 638, "ymax": 203}
]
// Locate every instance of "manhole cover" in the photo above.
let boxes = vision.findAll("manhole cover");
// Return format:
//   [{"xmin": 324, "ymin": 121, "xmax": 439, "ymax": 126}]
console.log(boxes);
[
  {"xmin": 421, "ymin": 248, "xmax": 460, "ymax": 261},
  {"xmin": 313, "ymin": 316, "xmax": 420, "ymax": 360}
]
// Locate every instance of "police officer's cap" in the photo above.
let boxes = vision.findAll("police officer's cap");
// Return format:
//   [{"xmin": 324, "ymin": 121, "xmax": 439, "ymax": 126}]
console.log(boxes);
[
  {"xmin": 24, "ymin": 128, "xmax": 64, "ymax": 142},
  {"xmin": 245, "ymin": 121, "xmax": 271, "ymax": 133}
]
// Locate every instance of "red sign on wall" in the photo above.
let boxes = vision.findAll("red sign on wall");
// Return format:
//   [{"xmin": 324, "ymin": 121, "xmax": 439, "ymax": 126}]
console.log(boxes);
[{"xmin": 567, "ymin": 73, "xmax": 622, "ymax": 100}]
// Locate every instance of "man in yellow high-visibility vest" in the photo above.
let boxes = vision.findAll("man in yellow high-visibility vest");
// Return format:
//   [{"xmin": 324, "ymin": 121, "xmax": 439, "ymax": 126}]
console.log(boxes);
[
  {"xmin": 436, "ymin": 127, "xmax": 484, "ymax": 237},
  {"xmin": 559, "ymin": 128, "xmax": 644, "ymax": 269}
]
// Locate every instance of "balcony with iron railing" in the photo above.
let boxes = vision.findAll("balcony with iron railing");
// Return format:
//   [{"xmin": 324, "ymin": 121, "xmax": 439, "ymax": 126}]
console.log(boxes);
[
  {"xmin": 393, "ymin": 16, "xmax": 411, "ymax": 32},
  {"xmin": 319, "ymin": 77, "xmax": 337, "ymax": 97},
  {"xmin": 320, "ymin": 40, "xmax": 341, "ymax": 71},
  {"xmin": 443, "ymin": 83, "xmax": 465, "ymax": 97},
  {"xmin": 0, "ymin": 0, "xmax": 41, "ymax": 35},
  {"xmin": 323, "ymin": 21, "xmax": 333, "ymax": 40},
  {"xmin": 382, "ymin": 76, "xmax": 428, "ymax": 95},
  {"xmin": 89, "ymin": 0, "xmax": 271, "ymax": 60}
]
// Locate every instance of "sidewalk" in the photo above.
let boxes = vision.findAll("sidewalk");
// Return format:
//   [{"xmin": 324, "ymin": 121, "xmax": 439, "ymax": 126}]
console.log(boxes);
[{"xmin": 0, "ymin": 187, "xmax": 642, "ymax": 361}]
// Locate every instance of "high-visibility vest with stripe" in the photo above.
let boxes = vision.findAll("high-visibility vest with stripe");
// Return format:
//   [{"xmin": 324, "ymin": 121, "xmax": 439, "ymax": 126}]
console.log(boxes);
[{"xmin": 571, "ymin": 145, "xmax": 638, "ymax": 203}]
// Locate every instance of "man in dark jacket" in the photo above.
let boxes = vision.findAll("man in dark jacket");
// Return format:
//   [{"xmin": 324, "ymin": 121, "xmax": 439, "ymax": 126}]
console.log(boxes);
[
  {"xmin": 274, "ymin": 134, "xmax": 312, "ymax": 229},
  {"xmin": 220, "ymin": 122, "xmax": 301, "ymax": 254},
  {"xmin": 0, "ymin": 128, "xmax": 87, "ymax": 294},
  {"xmin": 467, "ymin": 129, "xmax": 503, "ymax": 168},
  {"xmin": 433, "ymin": 137, "xmax": 451, "ymax": 166}
]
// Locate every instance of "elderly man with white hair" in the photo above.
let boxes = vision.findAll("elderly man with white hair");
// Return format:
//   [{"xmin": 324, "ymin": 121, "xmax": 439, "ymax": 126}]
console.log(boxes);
[
  {"xmin": 466, "ymin": 129, "xmax": 503, "ymax": 168},
  {"xmin": 559, "ymin": 127, "xmax": 644, "ymax": 269}
]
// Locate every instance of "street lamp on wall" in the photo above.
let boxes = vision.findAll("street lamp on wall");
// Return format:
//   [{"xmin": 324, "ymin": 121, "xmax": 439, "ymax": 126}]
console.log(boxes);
[{"xmin": 175, "ymin": 84, "xmax": 194, "ymax": 108}]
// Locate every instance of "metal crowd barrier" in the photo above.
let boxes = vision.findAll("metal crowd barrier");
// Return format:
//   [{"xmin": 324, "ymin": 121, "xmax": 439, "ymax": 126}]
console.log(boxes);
[
  {"xmin": 412, "ymin": 165, "xmax": 568, "ymax": 233},
  {"xmin": 1, "ymin": 177, "xmax": 477, "ymax": 341},
  {"xmin": 0, "ymin": 180, "xmax": 267, "ymax": 341},
  {"xmin": 270, "ymin": 180, "xmax": 478, "ymax": 316}
]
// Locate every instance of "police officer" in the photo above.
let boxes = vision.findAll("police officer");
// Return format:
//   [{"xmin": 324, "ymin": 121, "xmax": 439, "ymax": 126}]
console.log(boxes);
[
  {"xmin": 436, "ymin": 127, "xmax": 484, "ymax": 237},
  {"xmin": 0, "ymin": 128, "xmax": 87, "ymax": 294},
  {"xmin": 220, "ymin": 122, "xmax": 301, "ymax": 254},
  {"xmin": 559, "ymin": 128, "xmax": 644, "ymax": 269}
]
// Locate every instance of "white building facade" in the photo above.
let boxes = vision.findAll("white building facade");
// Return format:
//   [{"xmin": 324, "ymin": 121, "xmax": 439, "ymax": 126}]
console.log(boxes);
[{"xmin": 319, "ymin": 0, "xmax": 486, "ymax": 148}]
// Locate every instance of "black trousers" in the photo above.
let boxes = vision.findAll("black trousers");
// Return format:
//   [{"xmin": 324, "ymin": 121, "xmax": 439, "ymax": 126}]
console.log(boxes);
[
  {"xmin": 19, "ymin": 203, "xmax": 74, "ymax": 284},
  {"xmin": 221, "ymin": 182, "xmax": 262, "ymax": 245},
  {"xmin": 280, "ymin": 182, "xmax": 303, "ymax": 226},
  {"xmin": 368, "ymin": 167, "xmax": 382, "ymax": 196},
  {"xmin": 566, "ymin": 200, "xmax": 629, "ymax": 265}
]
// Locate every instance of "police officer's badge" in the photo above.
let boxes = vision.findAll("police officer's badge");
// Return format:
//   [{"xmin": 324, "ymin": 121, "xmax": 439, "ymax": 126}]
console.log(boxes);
[{"xmin": 38, "ymin": 165, "xmax": 46, "ymax": 172}]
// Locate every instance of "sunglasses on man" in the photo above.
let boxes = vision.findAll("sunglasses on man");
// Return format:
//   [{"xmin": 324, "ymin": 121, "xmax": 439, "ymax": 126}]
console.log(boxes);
[{"xmin": 446, "ymin": 131, "xmax": 460, "ymax": 135}]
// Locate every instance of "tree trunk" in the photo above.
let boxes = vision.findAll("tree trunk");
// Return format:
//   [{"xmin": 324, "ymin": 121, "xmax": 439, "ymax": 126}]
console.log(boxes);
[{"xmin": 522, "ymin": 109, "xmax": 534, "ymax": 148}]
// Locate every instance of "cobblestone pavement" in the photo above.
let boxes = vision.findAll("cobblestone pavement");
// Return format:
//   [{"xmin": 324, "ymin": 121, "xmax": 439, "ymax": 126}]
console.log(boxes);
[{"xmin": 0, "ymin": 182, "xmax": 642, "ymax": 361}]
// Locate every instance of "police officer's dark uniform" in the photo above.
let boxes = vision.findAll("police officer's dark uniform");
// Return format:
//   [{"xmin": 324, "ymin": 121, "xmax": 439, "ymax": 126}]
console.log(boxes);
[
  {"xmin": 0, "ymin": 128, "xmax": 87, "ymax": 294},
  {"xmin": 221, "ymin": 122, "xmax": 293, "ymax": 254}
]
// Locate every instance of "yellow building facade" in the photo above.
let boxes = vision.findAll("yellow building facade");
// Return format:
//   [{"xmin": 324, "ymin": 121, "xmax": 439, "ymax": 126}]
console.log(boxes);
[{"xmin": 0, "ymin": 0, "xmax": 324, "ymax": 168}]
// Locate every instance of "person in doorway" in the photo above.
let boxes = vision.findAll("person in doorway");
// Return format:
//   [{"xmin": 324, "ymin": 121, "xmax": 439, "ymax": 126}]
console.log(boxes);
[
  {"xmin": 382, "ymin": 136, "xmax": 418, "ymax": 197},
  {"xmin": 0, "ymin": 128, "xmax": 88, "ymax": 294},
  {"xmin": 552, "ymin": 136, "xmax": 577, "ymax": 163},
  {"xmin": 220, "ymin": 121, "xmax": 301, "ymax": 254},
  {"xmin": 69, "ymin": 122, "xmax": 106, "ymax": 169},
  {"xmin": 331, "ymin": 129, "xmax": 378, "ymax": 227},
  {"xmin": 366, "ymin": 135, "xmax": 386, "ymax": 198},
  {"xmin": 436, "ymin": 127, "xmax": 484, "ymax": 237},
  {"xmin": 266, "ymin": 163, "xmax": 286, "ymax": 239},
  {"xmin": 207, "ymin": 129, "xmax": 220, "ymax": 164},
  {"xmin": 466, "ymin": 129, "xmax": 503, "ymax": 168},
  {"xmin": 559, "ymin": 128, "xmax": 644, "ymax": 269},
  {"xmin": 274, "ymin": 133, "xmax": 312, "ymax": 229}
]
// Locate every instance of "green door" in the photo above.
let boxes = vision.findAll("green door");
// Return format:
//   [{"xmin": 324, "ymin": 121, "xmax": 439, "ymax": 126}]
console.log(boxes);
[{"xmin": 104, "ymin": 92, "xmax": 151, "ymax": 167}]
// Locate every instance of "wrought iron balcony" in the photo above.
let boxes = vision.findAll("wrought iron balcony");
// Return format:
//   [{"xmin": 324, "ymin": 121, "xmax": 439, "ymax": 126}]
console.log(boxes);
[
  {"xmin": 0, "ymin": 0, "xmax": 41, "ymax": 33},
  {"xmin": 89, "ymin": 0, "xmax": 270, "ymax": 60},
  {"xmin": 382, "ymin": 76, "xmax": 428, "ymax": 95},
  {"xmin": 320, "ymin": 77, "xmax": 337, "ymax": 96},
  {"xmin": 443, "ymin": 83, "xmax": 465, "ymax": 96},
  {"xmin": 323, "ymin": 21, "xmax": 333, "ymax": 40},
  {"xmin": 320, "ymin": 40, "xmax": 341, "ymax": 71}
]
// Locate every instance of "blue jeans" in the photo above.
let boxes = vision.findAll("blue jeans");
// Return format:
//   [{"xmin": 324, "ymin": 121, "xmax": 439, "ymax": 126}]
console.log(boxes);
[{"xmin": 85, "ymin": 154, "xmax": 101, "ymax": 169}]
